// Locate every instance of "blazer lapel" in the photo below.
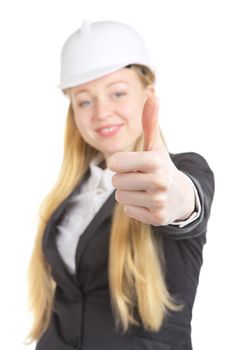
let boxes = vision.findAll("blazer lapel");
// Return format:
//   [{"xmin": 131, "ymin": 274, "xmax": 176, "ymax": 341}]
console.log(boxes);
[
  {"xmin": 42, "ymin": 170, "xmax": 91, "ymax": 295},
  {"xmin": 43, "ymin": 167, "xmax": 116, "ymax": 290},
  {"xmin": 74, "ymin": 189, "xmax": 116, "ymax": 275}
]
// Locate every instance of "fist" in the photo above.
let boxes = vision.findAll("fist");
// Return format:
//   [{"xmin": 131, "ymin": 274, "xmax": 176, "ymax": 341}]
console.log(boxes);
[{"xmin": 107, "ymin": 96, "xmax": 195, "ymax": 226}]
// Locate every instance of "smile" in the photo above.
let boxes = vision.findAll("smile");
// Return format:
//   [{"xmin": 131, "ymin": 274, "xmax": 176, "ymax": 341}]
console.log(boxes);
[{"xmin": 96, "ymin": 124, "xmax": 123, "ymax": 137}]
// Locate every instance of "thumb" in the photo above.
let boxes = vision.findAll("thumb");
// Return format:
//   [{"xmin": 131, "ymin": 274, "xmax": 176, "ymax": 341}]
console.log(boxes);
[{"xmin": 142, "ymin": 95, "xmax": 162, "ymax": 151}]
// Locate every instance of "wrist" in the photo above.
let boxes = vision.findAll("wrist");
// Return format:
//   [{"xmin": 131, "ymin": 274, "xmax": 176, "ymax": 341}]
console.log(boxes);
[{"xmin": 175, "ymin": 170, "xmax": 195, "ymax": 221}]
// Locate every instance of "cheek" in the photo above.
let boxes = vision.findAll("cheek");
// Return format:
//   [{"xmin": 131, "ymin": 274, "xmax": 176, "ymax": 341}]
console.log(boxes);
[
  {"xmin": 124, "ymin": 103, "xmax": 144, "ymax": 130},
  {"xmin": 74, "ymin": 118, "xmax": 92, "ymax": 144},
  {"xmin": 75, "ymin": 118, "xmax": 83, "ymax": 130},
  {"xmin": 73, "ymin": 113, "xmax": 88, "ymax": 134}
]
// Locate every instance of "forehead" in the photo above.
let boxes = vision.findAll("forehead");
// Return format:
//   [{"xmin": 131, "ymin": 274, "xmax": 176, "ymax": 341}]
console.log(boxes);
[{"xmin": 69, "ymin": 68, "xmax": 141, "ymax": 95}]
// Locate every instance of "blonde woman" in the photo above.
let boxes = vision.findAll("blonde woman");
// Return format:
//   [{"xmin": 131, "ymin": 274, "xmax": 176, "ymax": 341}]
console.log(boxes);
[{"xmin": 26, "ymin": 20, "xmax": 215, "ymax": 350}]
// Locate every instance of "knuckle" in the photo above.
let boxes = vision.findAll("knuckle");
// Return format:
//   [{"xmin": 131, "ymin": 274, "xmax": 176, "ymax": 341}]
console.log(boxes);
[
  {"xmin": 148, "ymin": 174, "xmax": 158, "ymax": 189},
  {"xmin": 154, "ymin": 209, "xmax": 168, "ymax": 225},
  {"xmin": 157, "ymin": 177, "xmax": 170, "ymax": 190},
  {"xmin": 157, "ymin": 193, "xmax": 168, "ymax": 208},
  {"xmin": 147, "ymin": 174, "xmax": 170, "ymax": 191},
  {"xmin": 149, "ymin": 194, "xmax": 166, "ymax": 210},
  {"xmin": 147, "ymin": 154, "xmax": 162, "ymax": 172}
]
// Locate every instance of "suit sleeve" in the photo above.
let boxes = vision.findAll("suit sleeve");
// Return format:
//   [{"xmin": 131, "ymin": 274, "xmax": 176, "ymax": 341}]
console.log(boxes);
[{"xmin": 154, "ymin": 151, "xmax": 215, "ymax": 240}]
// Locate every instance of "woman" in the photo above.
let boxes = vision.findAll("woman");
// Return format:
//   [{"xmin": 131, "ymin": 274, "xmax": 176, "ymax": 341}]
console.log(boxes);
[{"xmin": 26, "ymin": 21, "xmax": 215, "ymax": 350}]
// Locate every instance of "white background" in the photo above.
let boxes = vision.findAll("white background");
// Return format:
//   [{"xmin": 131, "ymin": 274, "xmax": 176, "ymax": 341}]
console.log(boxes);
[{"xmin": 0, "ymin": 0, "xmax": 232, "ymax": 349}]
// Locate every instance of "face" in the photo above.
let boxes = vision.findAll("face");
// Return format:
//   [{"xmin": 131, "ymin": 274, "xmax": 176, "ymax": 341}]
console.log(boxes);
[{"xmin": 68, "ymin": 68, "xmax": 154, "ymax": 160}]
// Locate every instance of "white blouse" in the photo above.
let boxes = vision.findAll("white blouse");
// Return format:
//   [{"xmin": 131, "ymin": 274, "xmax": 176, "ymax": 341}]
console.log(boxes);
[{"xmin": 56, "ymin": 153, "xmax": 201, "ymax": 274}]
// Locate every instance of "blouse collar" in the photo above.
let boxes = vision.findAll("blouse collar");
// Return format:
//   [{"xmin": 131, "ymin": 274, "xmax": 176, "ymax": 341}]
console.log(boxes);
[{"xmin": 87, "ymin": 153, "xmax": 116, "ymax": 192}]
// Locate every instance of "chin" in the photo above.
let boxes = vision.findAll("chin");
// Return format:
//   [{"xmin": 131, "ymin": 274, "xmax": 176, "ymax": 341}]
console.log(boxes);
[
  {"xmin": 105, "ymin": 146, "xmax": 135, "ymax": 158},
  {"xmin": 93, "ymin": 139, "xmax": 136, "ymax": 156}
]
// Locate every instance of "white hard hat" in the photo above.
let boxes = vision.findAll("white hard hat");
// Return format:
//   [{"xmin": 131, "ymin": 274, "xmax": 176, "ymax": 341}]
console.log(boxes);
[{"xmin": 58, "ymin": 20, "xmax": 156, "ymax": 90}]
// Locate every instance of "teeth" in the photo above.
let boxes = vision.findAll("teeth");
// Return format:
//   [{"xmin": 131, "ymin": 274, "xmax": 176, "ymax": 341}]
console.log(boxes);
[{"xmin": 102, "ymin": 127, "xmax": 114, "ymax": 131}]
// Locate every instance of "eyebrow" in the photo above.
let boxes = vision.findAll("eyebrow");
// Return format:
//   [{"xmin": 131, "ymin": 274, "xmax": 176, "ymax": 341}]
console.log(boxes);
[{"xmin": 73, "ymin": 81, "xmax": 129, "ymax": 96}]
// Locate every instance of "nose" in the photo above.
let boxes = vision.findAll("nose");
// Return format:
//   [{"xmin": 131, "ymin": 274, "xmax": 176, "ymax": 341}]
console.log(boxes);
[{"xmin": 94, "ymin": 97, "xmax": 113, "ymax": 120}]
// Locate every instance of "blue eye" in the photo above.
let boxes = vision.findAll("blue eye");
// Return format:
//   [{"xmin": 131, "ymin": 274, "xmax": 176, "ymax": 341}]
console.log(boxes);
[
  {"xmin": 79, "ymin": 100, "xmax": 91, "ymax": 108},
  {"xmin": 113, "ymin": 92, "xmax": 126, "ymax": 98}
]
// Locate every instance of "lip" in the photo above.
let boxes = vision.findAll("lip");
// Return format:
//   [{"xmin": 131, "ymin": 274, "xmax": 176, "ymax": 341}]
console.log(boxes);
[
  {"xmin": 95, "ymin": 123, "xmax": 124, "ymax": 131},
  {"xmin": 95, "ymin": 123, "xmax": 124, "ymax": 137}
]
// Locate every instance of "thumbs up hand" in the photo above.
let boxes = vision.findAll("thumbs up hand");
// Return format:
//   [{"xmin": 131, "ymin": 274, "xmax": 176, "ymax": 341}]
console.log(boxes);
[{"xmin": 107, "ymin": 96, "xmax": 195, "ymax": 226}]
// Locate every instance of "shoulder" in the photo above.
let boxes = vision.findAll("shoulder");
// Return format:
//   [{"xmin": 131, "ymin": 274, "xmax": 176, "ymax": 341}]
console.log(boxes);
[{"xmin": 169, "ymin": 151, "xmax": 213, "ymax": 173}]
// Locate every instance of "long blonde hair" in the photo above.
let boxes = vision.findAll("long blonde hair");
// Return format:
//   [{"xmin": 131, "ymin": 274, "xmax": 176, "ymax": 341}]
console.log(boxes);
[{"xmin": 26, "ymin": 64, "xmax": 182, "ymax": 343}]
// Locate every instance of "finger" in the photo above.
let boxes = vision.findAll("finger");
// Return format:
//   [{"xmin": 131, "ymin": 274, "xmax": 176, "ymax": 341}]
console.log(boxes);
[
  {"xmin": 107, "ymin": 151, "xmax": 161, "ymax": 173},
  {"xmin": 123, "ymin": 205, "xmax": 168, "ymax": 226},
  {"xmin": 112, "ymin": 173, "xmax": 168, "ymax": 191},
  {"xmin": 115, "ymin": 190, "xmax": 166, "ymax": 210},
  {"xmin": 142, "ymin": 96, "xmax": 162, "ymax": 151},
  {"xmin": 123, "ymin": 205, "xmax": 157, "ymax": 225}
]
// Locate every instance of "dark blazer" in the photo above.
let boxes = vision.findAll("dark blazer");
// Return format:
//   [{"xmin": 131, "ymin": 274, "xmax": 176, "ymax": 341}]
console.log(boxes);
[{"xmin": 35, "ymin": 151, "xmax": 215, "ymax": 350}]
